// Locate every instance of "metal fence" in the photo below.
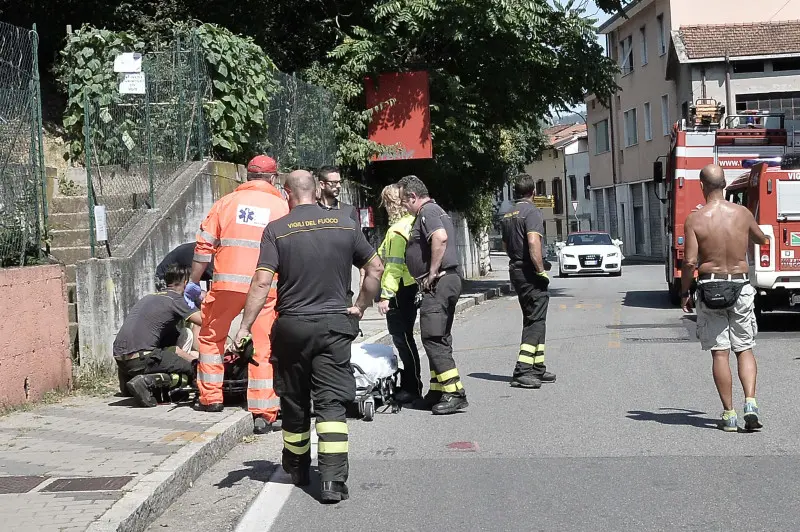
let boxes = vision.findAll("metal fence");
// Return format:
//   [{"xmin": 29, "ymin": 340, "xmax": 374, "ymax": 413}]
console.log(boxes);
[
  {"xmin": 263, "ymin": 71, "xmax": 337, "ymax": 171},
  {"xmin": 0, "ymin": 22, "xmax": 46, "ymax": 267},
  {"xmin": 83, "ymin": 33, "xmax": 211, "ymax": 256}
]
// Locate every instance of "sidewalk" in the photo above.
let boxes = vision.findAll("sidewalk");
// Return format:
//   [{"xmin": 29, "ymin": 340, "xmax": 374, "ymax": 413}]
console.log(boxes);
[{"xmin": 0, "ymin": 395, "xmax": 251, "ymax": 532}]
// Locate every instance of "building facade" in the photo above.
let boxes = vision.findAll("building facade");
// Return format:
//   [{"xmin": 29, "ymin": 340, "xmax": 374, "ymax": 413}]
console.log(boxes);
[{"xmin": 586, "ymin": 0, "xmax": 800, "ymax": 258}]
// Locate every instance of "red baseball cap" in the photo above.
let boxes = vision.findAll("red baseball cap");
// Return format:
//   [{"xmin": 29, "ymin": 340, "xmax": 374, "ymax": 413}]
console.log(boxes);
[{"xmin": 247, "ymin": 155, "xmax": 278, "ymax": 174}]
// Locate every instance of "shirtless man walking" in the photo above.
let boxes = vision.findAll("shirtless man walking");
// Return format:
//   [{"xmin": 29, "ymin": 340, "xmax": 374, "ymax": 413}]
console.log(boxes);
[{"xmin": 681, "ymin": 164, "xmax": 768, "ymax": 432}]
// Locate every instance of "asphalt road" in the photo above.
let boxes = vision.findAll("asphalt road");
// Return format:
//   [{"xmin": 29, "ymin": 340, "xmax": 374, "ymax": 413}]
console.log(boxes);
[{"xmin": 151, "ymin": 260, "xmax": 800, "ymax": 532}]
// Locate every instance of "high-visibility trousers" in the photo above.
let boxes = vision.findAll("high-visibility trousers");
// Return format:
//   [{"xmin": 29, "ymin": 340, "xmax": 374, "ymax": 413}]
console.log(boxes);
[
  {"xmin": 420, "ymin": 271, "xmax": 466, "ymax": 396},
  {"xmin": 509, "ymin": 265, "xmax": 550, "ymax": 377},
  {"xmin": 272, "ymin": 313, "xmax": 358, "ymax": 482},
  {"xmin": 197, "ymin": 289, "xmax": 280, "ymax": 421}
]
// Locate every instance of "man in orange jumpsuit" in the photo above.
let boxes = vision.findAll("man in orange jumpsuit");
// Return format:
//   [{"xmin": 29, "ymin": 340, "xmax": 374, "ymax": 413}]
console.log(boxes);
[{"xmin": 187, "ymin": 155, "xmax": 289, "ymax": 434}]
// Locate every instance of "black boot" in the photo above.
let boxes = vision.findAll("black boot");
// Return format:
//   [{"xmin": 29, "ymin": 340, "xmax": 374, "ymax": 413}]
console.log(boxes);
[
  {"xmin": 540, "ymin": 371, "xmax": 557, "ymax": 383},
  {"xmin": 126, "ymin": 373, "xmax": 171, "ymax": 407},
  {"xmin": 431, "ymin": 393, "xmax": 469, "ymax": 415},
  {"xmin": 282, "ymin": 455, "xmax": 310, "ymax": 486},
  {"xmin": 320, "ymin": 481, "xmax": 349, "ymax": 503},
  {"xmin": 196, "ymin": 402, "xmax": 224, "ymax": 413},
  {"xmin": 394, "ymin": 389, "xmax": 421, "ymax": 405},
  {"xmin": 422, "ymin": 390, "xmax": 442, "ymax": 409},
  {"xmin": 510, "ymin": 374, "xmax": 542, "ymax": 389}
]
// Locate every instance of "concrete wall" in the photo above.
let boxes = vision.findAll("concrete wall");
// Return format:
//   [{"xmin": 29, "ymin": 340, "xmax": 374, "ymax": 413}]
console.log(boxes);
[
  {"xmin": 0, "ymin": 264, "xmax": 72, "ymax": 406},
  {"xmin": 75, "ymin": 161, "xmax": 243, "ymax": 372}
]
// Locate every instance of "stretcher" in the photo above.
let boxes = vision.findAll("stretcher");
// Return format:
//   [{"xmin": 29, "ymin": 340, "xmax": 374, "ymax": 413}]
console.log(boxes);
[{"xmin": 350, "ymin": 343, "xmax": 401, "ymax": 421}]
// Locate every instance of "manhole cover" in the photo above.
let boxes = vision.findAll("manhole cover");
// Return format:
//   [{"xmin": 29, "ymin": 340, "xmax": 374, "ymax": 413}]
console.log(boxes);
[
  {"xmin": 626, "ymin": 338, "xmax": 691, "ymax": 343},
  {"xmin": 42, "ymin": 476, "xmax": 133, "ymax": 492},
  {"xmin": 0, "ymin": 476, "xmax": 48, "ymax": 494}
]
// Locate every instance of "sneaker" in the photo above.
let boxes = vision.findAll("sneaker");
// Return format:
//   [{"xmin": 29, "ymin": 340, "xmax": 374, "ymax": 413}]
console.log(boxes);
[
  {"xmin": 743, "ymin": 400, "xmax": 763, "ymax": 431},
  {"xmin": 510, "ymin": 374, "xmax": 542, "ymax": 389},
  {"xmin": 719, "ymin": 410, "xmax": 739, "ymax": 432},
  {"xmin": 431, "ymin": 393, "xmax": 469, "ymax": 415}
]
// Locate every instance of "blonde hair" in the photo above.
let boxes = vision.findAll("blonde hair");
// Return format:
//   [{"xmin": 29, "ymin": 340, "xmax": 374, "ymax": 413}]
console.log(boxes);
[{"xmin": 380, "ymin": 184, "xmax": 405, "ymax": 224}]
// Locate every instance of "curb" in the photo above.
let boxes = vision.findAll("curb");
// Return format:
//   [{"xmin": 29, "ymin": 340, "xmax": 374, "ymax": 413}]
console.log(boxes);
[
  {"xmin": 87, "ymin": 409, "xmax": 253, "ymax": 532},
  {"xmin": 361, "ymin": 281, "xmax": 513, "ymax": 346}
]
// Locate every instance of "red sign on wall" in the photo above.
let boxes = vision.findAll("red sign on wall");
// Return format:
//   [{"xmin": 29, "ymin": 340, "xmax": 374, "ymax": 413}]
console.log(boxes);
[{"xmin": 364, "ymin": 71, "xmax": 432, "ymax": 161}]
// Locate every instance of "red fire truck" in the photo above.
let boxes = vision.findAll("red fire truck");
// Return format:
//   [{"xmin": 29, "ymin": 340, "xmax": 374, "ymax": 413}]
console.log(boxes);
[
  {"xmin": 653, "ymin": 99, "xmax": 788, "ymax": 305},
  {"xmin": 725, "ymin": 158, "xmax": 800, "ymax": 317}
]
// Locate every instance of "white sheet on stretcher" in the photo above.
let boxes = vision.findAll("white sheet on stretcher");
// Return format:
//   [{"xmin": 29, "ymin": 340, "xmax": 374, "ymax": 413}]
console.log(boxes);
[{"xmin": 350, "ymin": 343, "xmax": 398, "ymax": 385}]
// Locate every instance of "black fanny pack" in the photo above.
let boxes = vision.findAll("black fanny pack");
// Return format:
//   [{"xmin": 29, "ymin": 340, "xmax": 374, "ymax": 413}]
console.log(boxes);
[{"xmin": 697, "ymin": 281, "xmax": 745, "ymax": 310}]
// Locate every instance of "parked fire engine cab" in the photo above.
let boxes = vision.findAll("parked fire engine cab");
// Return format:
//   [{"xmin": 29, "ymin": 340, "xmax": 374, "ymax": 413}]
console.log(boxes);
[
  {"xmin": 653, "ymin": 99, "xmax": 788, "ymax": 305},
  {"xmin": 726, "ymin": 157, "xmax": 800, "ymax": 317}
]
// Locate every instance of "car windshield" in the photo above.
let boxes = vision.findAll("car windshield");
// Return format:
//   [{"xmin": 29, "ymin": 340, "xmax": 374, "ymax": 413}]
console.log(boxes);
[{"xmin": 566, "ymin": 233, "xmax": 613, "ymax": 246}]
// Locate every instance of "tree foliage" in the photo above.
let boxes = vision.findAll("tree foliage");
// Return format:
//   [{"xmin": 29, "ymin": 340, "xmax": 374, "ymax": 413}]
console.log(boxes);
[
  {"xmin": 317, "ymin": 0, "xmax": 619, "ymax": 230},
  {"xmin": 55, "ymin": 23, "xmax": 278, "ymax": 163}
]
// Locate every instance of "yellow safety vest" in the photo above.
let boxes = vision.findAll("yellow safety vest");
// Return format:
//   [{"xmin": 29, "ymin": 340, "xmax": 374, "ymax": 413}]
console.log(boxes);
[{"xmin": 378, "ymin": 214, "xmax": 416, "ymax": 299}]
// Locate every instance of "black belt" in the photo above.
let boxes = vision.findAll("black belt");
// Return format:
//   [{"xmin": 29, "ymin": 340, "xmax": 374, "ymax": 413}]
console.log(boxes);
[
  {"xmin": 698, "ymin": 273, "xmax": 748, "ymax": 281},
  {"xmin": 114, "ymin": 350, "xmax": 153, "ymax": 362}
]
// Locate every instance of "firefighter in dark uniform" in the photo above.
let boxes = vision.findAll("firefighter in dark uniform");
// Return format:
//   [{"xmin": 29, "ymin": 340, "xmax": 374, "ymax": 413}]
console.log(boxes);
[
  {"xmin": 235, "ymin": 170, "xmax": 383, "ymax": 504},
  {"xmin": 397, "ymin": 175, "xmax": 468, "ymax": 415},
  {"xmin": 500, "ymin": 173, "xmax": 556, "ymax": 388}
]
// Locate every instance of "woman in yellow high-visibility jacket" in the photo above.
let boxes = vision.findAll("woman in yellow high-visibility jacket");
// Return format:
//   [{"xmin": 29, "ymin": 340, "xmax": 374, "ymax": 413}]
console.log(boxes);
[{"xmin": 377, "ymin": 184, "xmax": 422, "ymax": 405}]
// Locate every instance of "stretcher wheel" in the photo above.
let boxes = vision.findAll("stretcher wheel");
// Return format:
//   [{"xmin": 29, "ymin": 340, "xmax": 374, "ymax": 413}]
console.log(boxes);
[{"xmin": 362, "ymin": 398, "xmax": 375, "ymax": 421}]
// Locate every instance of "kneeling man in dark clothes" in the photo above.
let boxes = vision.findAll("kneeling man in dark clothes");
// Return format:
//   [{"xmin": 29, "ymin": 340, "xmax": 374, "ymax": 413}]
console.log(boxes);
[{"xmin": 114, "ymin": 264, "xmax": 202, "ymax": 407}]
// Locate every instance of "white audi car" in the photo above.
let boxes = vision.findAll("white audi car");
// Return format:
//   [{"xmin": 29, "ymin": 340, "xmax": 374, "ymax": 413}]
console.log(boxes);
[{"xmin": 557, "ymin": 231, "xmax": 623, "ymax": 277}]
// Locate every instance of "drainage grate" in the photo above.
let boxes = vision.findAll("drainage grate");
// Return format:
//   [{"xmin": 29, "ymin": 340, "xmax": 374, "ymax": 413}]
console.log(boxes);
[
  {"xmin": 41, "ymin": 476, "xmax": 133, "ymax": 492},
  {"xmin": 0, "ymin": 476, "xmax": 48, "ymax": 494},
  {"xmin": 607, "ymin": 323, "xmax": 684, "ymax": 330},
  {"xmin": 626, "ymin": 337, "xmax": 691, "ymax": 343}
]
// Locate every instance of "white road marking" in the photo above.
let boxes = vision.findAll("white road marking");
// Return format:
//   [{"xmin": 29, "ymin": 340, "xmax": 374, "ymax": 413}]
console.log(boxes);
[{"xmin": 234, "ymin": 421, "xmax": 318, "ymax": 532}]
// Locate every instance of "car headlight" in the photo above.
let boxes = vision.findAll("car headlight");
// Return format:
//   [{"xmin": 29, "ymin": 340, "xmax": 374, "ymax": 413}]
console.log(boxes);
[
  {"xmin": 606, "ymin": 252, "xmax": 618, "ymax": 257},
  {"xmin": 563, "ymin": 253, "xmax": 575, "ymax": 258}
]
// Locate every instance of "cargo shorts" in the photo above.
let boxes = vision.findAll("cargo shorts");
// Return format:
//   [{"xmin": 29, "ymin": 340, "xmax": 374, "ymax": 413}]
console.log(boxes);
[{"xmin": 696, "ymin": 282, "xmax": 757, "ymax": 352}]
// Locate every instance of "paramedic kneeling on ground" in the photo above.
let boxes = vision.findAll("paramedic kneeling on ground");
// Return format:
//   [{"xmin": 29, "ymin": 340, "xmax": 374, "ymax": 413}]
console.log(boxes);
[
  {"xmin": 681, "ymin": 163, "xmax": 768, "ymax": 432},
  {"xmin": 113, "ymin": 264, "xmax": 202, "ymax": 407}
]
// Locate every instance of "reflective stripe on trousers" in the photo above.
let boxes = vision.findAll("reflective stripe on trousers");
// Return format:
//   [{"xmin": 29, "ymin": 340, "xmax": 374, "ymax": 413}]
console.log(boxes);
[{"xmin": 198, "ymin": 289, "xmax": 278, "ymax": 419}]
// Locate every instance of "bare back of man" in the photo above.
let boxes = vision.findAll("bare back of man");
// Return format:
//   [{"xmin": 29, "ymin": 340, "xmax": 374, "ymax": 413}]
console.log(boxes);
[
  {"xmin": 681, "ymin": 164, "xmax": 767, "ymax": 433},
  {"xmin": 688, "ymin": 200, "xmax": 763, "ymax": 276}
]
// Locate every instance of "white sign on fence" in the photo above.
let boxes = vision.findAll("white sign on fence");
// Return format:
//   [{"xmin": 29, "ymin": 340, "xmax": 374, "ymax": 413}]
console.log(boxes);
[
  {"xmin": 94, "ymin": 205, "xmax": 108, "ymax": 242},
  {"xmin": 114, "ymin": 52, "xmax": 142, "ymax": 73},
  {"xmin": 119, "ymin": 72, "xmax": 146, "ymax": 94}
]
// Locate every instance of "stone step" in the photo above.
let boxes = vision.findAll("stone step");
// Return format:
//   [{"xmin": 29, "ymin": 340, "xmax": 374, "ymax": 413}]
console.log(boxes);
[
  {"xmin": 51, "ymin": 195, "xmax": 89, "ymax": 213},
  {"xmin": 51, "ymin": 228, "xmax": 92, "ymax": 248},
  {"xmin": 66, "ymin": 282, "xmax": 76, "ymax": 304},
  {"xmin": 49, "ymin": 212, "xmax": 89, "ymax": 231},
  {"xmin": 65, "ymin": 264, "xmax": 76, "ymax": 283},
  {"xmin": 50, "ymin": 246, "xmax": 93, "ymax": 265},
  {"xmin": 68, "ymin": 322, "xmax": 79, "ymax": 358}
]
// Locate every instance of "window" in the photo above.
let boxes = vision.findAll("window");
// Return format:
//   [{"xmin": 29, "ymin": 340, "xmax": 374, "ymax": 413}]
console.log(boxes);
[
  {"xmin": 594, "ymin": 119, "xmax": 610, "ymax": 154},
  {"xmin": 583, "ymin": 174, "xmax": 591, "ymax": 200},
  {"xmin": 536, "ymin": 180, "xmax": 547, "ymax": 196},
  {"xmin": 568, "ymin": 175, "xmax": 578, "ymax": 201},
  {"xmin": 644, "ymin": 102, "xmax": 652, "ymax": 141},
  {"xmin": 733, "ymin": 60, "xmax": 765, "ymax": 74},
  {"xmin": 773, "ymin": 58, "xmax": 800, "ymax": 72},
  {"xmin": 554, "ymin": 149, "xmax": 559, "ymax": 160},
  {"xmin": 553, "ymin": 178, "xmax": 564, "ymax": 215},
  {"xmin": 640, "ymin": 26, "xmax": 648, "ymax": 65},
  {"xmin": 623, "ymin": 108, "xmax": 638, "ymax": 147},
  {"xmin": 657, "ymin": 14, "xmax": 666, "ymax": 56},
  {"xmin": 567, "ymin": 232, "xmax": 613, "ymax": 246},
  {"xmin": 661, "ymin": 94, "xmax": 670, "ymax": 136},
  {"xmin": 681, "ymin": 101, "xmax": 689, "ymax": 121},
  {"xmin": 619, "ymin": 35, "xmax": 634, "ymax": 74}
]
